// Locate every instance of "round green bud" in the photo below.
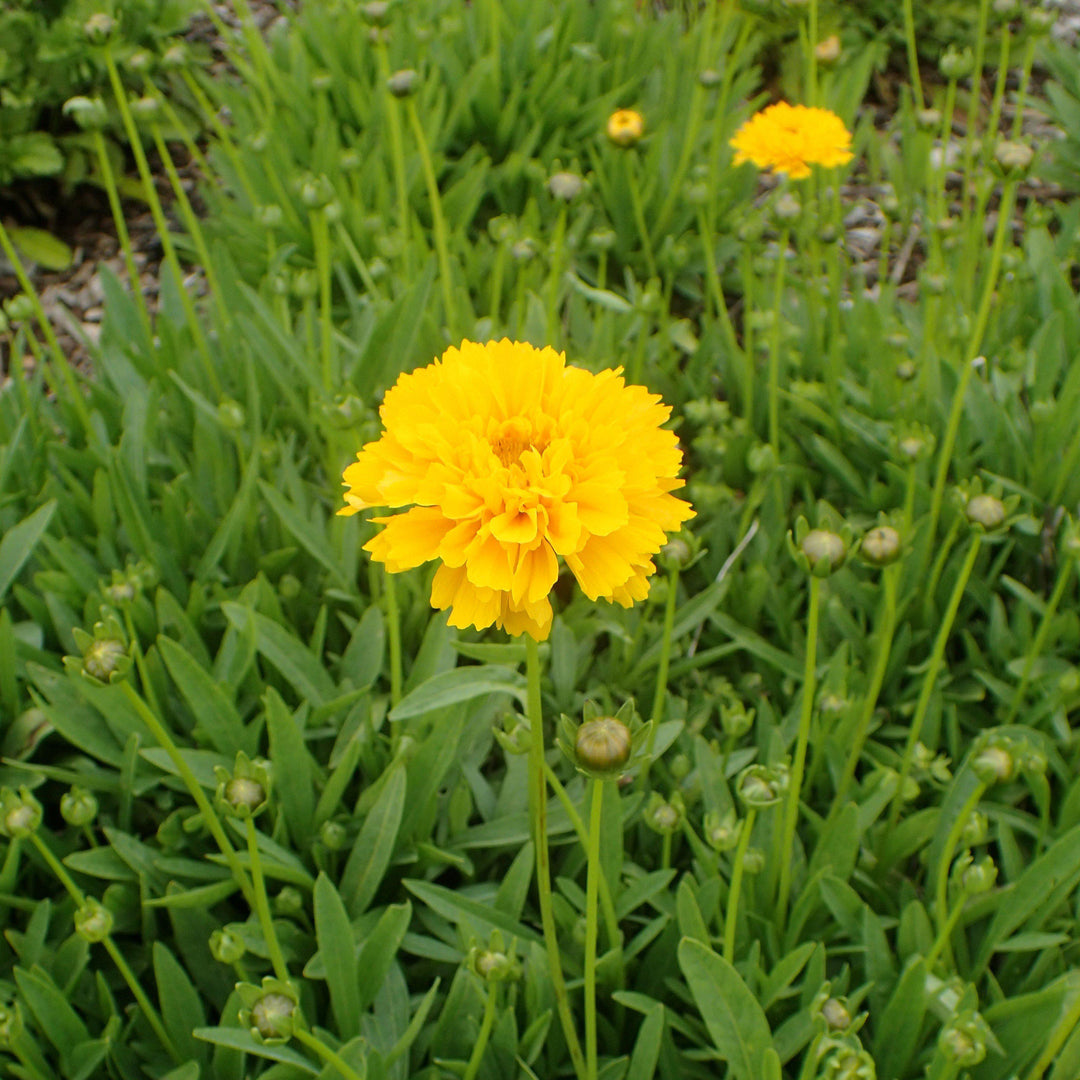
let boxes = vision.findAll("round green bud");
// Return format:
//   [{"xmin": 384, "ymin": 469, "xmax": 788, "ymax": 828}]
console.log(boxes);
[
  {"xmin": 972, "ymin": 744, "xmax": 1014, "ymax": 784},
  {"xmin": 587, "ymin": 228, "xmax": 617, "ymax": 251},
  {"xmin": 225, "ymin": 777, "xmax": 265, "ymax": 813},
  {"xmin": 965, "ymin": 494, "xmax": 1006, "ymax": 531},
  {"xmin": 61, "ymin": 786, "xmax": 98, "ymax": 828},
  {"xmin": 161, "ymin": 44, "xmax": 188, "ymax": 69},
  {"xmin": 511, "ymin": 238, "xmax": 537, "ymax": 261},
  {"xmin": 210, "ymin": 927, "xmax": 247, "ymax": 964},
  {"xmin": 916, "ymin": 107, "xmax": 942, "ymax": 131},
  {"xmin": 320, "ymin": 819, "xmax": 349, "ymax": 851},
  {"xmin": 699, "ymin": 68, "xmax": 721, "ymax": 88},
  {"xmin": 275, "ymin": 886, "xmax": 305, "ymax": 917},
  {"xmin": 130, "ymin": 96, "xmax": 161, "ymax": 122},
  {"xmin": 736, "ymin": 764, "xmax": 788, "ymax": 808},
  {"xmin": 939, "ymin": 1013, "xmax": 986, "ymax": 1068},
  {"xmin": 994, "ymin": 139, "xmax": 1034, "ymax": 175},
  {"xmin": 250, "ymin": 993, "xmax": 296, "ymax": 1041},
  {"xmin": 961, "ymin": 808, "xmax": 989, "ymax": 847},
  {"xmin": 84, "ymin": 637, "xmax": 127, "ymax": 682},
  {"xmin": 774, "ymin": 192, "xmax": 801, "ymax": 222},
  {"xmin": 961, "ymin": 855, "xmax": 997, "ymax": 895},
  {"xmin": 895, "ymin": 359, "xmax": 916, "ymax": 381},
  {"xmin": 217, "ymin": 399, "xmax": 246, "ymax": 430},
  {"xmin": 861, "ymin": 525, "xmax": 901, "ymax": 566},
  {"xmin": 386, "ymin": 69, "xmax": 419, "ymax": 98},
  {"xmin": 63, "ymin": 95, "xmax": 109, "ymax": 132},
  {"xmin": 575, "ymin": 717, "xmax": 632, "ymax": 775},
  {"xmin": 704, "ymin": 810, "xmax": 741, "ymax": 852},
  {"xmin": 4, "ymin": 803, "xmax": 39, "ymax": 838},
  {"xmin": 741, "ymin": 847, "xmax": 765, "ymax": 874},
  {"xmin": 84, "ymin": 13, "xmax": 117, "ymax": 45},
  {"xmin": 127, "ymin": 50, "xmax": 155, "ymax": 75},
  {"xmin": 801, "ymin": 529, "xmax": 846, "ymax": 573},
  {"xmin": 256, "ymin": 204, "xmax": 284, "ymax": 229},
  {"xmin": 939, "ymin": 47, "xmax": 974, "ymax": 80},
  {"xmin": 820, "ymin": 997, "xmax": 851, "ymax": 1031},
  {"xmin": 75, "ymin": 898, "xmax": 114, "ymax": 943},
  {"xmin": 547, "ymin": 171, "xmax": 584, "ymax": 201},
  {"xmin": 362, "ymin": 1, "xmax": 391, "ymax": 25}
]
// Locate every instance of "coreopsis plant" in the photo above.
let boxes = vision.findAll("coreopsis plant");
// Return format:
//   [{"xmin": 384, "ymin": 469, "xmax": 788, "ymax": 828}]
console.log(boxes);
[{"xmin": 339, "ymin": 338, "xmax": 694, "ymax": 639}]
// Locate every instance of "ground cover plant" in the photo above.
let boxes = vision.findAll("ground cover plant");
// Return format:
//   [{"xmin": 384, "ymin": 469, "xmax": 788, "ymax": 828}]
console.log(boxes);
[{"xmin": 1, "ymin": 1, "xmax": 1080, "ymax": 1079}]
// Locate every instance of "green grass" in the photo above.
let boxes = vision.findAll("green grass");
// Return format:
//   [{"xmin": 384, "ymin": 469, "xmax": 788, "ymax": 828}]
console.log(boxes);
[{"xmin": 0, "ymin": 2, "xmax": 1079, "ymax": 1079}]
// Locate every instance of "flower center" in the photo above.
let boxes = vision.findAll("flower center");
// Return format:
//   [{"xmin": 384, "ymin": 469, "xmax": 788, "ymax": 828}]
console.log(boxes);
[{"xmin": 490, "ymin": 417, "xmax": 535, "ymax": 467}]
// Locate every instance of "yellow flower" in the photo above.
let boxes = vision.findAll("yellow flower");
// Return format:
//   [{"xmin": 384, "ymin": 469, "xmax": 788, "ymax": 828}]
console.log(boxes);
[
  {"xmin": 339, "ymin": 340, "xmax": 694, "ymax": 641},
  {"xmin": 607, "ymin": 108, "xmax": 644, "ymax": 148},
  {"xmin": 730, "ymin": 102, "xmax": 853, "ymax": 180}
]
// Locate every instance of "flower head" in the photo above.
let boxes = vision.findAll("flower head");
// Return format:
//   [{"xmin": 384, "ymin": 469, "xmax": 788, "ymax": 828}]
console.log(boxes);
[
  {"xmin": 607, "ymin": 108, "xmax": 644, "ymax": 147},
  {"xmin": 340, "ymin": 340, "xmax": 694, "ymax": 640},
  {"xmin": 730, "ymin": 102, "xmax": 853, "ymax": 180}
]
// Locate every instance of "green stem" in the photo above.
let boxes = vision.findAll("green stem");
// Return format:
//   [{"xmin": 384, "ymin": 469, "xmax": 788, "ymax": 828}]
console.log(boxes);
[
  {"xmin": 776, "ymin": 574, "xmax": 820, "ymax": 925},
  {"xmin": 29, "ymin": 833, "xmax": 180, "ymax": 1063},
  {"xmin": 546, "ymin": 205, "xmax": 568, "ymax": 346},
  {"xmin": 768, "ymin": 228, "xmax": 790, "ymax": 458},
  {"xmin": 807, "ymin": 0, "xmax": 818, "ymax": 106},
  {"xmin": 923, "ymin": 515, "xmax": 962, "ymax": 624},
  {"xmin": 118, "ymin": 681, "xmax": 255, "ymax": 907},
  {"xmin": 542, "ymin": 761, "xmax": 622, "ymax": 956},
  {"xmin": 642, "ymin": 565, "xmax": 679, "ymax": 786},
  {"xmin": 723, "ymin": 807, "xmax": 756, "ymax": 962},
  {"xmin": 930, "ymin": 780, "xmax": 987, "ymax": 965},
  {"xmin": 925, "ymin": 179, "xmax": 1018, "ymax": 546},
  {"xmin": 739, "ymin": 243, "xmax": 756, "ymax": 429},
  {"xmin": 696, "ymin": 204, "xmax": 739, "ymax": 357},
  {"xmin": 832, "ymin": 565, "xmax": 898, "ymax": 811},
  {"xmin": 584, "ymin": 778, "xmax": 604, "ymax": 1080},
  {"xmin": 292, "ymin": 1027, "xmax": 366, "ymax": 1080},
  {"xmin": 104, "ymin": 48, "xmax": 219, "ymax": 396},
  {"xmin": 526, "ymin": 636, "xmax": 587, "ymax": 1080},
  {"xmin": 626, "ymin": 156, "xmax": 657, "ymax": 281},
  {"xmin": 888, "ymin": 533, "xmax": 981, "ymax": 828},
  {"xmin": 1026, "ymin": 982, "xmax": 1080, "ymax": 1080},
  {"xmin": 901, "ymin": 0, "xmax": 924, "ymax": 110},
  {"xmin": 1005, "ymin": 557, "xmax": 1074, "ymax": 725},
  {"xmin": 924, "ymin": 892, "xmax": 968, "ymax": 970},
  {"xmin": 385, "ymin": 570, "xmax": 403, "ymax": 708},
  {"xmin": 1010, "ymin": 37, "xmax": 1037, "ymax": 139},
  {"xmin": 246, "ymin": 817, "xmax": 290, "ymax": 981},
  {"xmin": 462, "ymin": 981, "xmax": 499, "ymax": 1080},
  {"xmin": 0, "ymin": 220, "xmax": 94, "ymax": 442},
  {"xmin": 91, "ymin": 129, "xmax": 152, "ymax": 339},
  {"xmin": 376, "ymin": 43, "xmax": 412, "ymax": 277},
  {"xmin": 405, "ymin": 98, "xmax": 456, "ymax": 333},
  {"xmin": 960, "ymin": 0, "xmax": 992, "ymax": 222},
  {"xmin": 311, "ymin": 208, "xmax": 335, "ymax": 395}
]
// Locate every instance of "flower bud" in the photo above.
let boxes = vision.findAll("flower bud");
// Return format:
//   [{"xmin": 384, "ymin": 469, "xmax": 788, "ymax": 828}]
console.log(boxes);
[
  {"xmin": 127, "ymin": 50, "xmax": 155, "ymax": 75},
  {"xmin": 75, "ymin": 898, "xmax": 114, "ymax": 943},
  {"xmin": 84, "ymin": 637, "xmax": 127, "ymax": 682},
  {"xmin": 644, "ymin": 792, "xmax": 684, "ymax": 834},
  {"xmin": 362, "ymin": 1, "xmax": 391, "ymax": 24},
  {"xmin": 298, "ymin": 174, "xmax": 333, "ymax": 210},
  {"xmin": 63, "ymin": 96, "xmax": 109, "ymax": 131},
  {"xmin": 511, "ymin": 238, "xmax": 537, "ymax": 261},
  {"xmin": 741, "ymin": 847, "xmax": 765, "ymax": 874},
  {"xmin": 251, "ymin": 992, "xmax": 297, "ymax": 1042},
  {"xmin": 215, "ymin": 753, "xmax": 271, "ymax": 818},
  {"xmin": 217, "ymin": 399, "xmax": 246, "ymax": 430},
  {"xmin": 965, "ymin": 493, "xmax": 1006, "ymax": 531},
  {"xmin": 916, "ymin": 107, "xmax": 942, "ymax": 131},
  {"xmin": 820, "ymin": 1042, "xmax": 875, "ymax": 1080},
  {"xmin": 319, "ymin": 819, "xmax": 349, "ymax": 851},
  {"xmin": 1023, "ymin": 7, "xmax": 1055, "ymax": 34},
  {"xmin": 992, "ymin": 0, "xmax": 1020, "ymax": 18},
  {"xmin": 961, "ymin": 854, "xmax": 997, "ymax": 895},
  {"xmin": 939, "ymin": 1011, "xmax": 987, "ymax": 1067},
  {"xmin": 801, "ymin": 529, "xmax": 846, "ymax": 574},
  {"xmin": 821, "ymin": 997, "xmax": 852, "ymax": 1031},
  {"xmin": 548, "ymin": 171, "xmax": 584, "ymax": 201},
  {"xmin": 61, "ymin": 786, "xmax": 98, "ymax": 827},
  {"xmin": 895, "ymin": 359, "xmax": 916, "ymax": 381},
  {"xmin": 815, "ymin": 35, "xmax": 841, "ymax": 63},
  {"xmin": 704, "ymin": 809, "xmax": 741, "ymax": 852},
  {"xmin": 699, "ymin": 68, "xmax": 721, "ymax": 88},
  {"xmin": 0, "ymin": 787, "xmax": 42, "ymax": 838},
  {"xmin": 607, "ymin": 108, "xmax": 644, "ymax": 148},
  {"xmin": 575, "ymin": 717, "xmax": 632, "ymax": 775},
  {"xmin": 960, "ymin": 808, "xmax": 988, "ymax": 847},
  {"xmin": 993, "ymin": 139, "xmax": 1034, "ymax": 176},
  {"xmin": 0, "ymin": 1002, "xmax": 25, "ymax": 1048},
  {"xmin": 274, "ymin": 886, "xmax": 305, "ymax": 917},
  {"xmin": 387, "ymin": 69, "xmax": 419, "ymax": 98},
  {"xmin": 939, "ymin": 47, "xmax": 974, "ymax": 80},
  {"xmin": 162, "ymin": 44, "xmax": 189, "ymax": 70},
  {"xmin": 210, "ymin": 927, "xmax": 247, "ymax": 964},
  {"xmin": 660, "ymin": 535, "xmax": 692, "ymax": 571},
  {"xmin": 130, "ymin": 96, "xmax": 161, "ymax": 122},
  {"xmin": 861, "ymin": 525, "xmax": 901, "ymax": 567},
  {"xmin": 972, "ymin": 744, "xmax": 1014, "ymax": 784},
  {"xmin": 774, "ymin": 192, "xmax": 801, "ymax": 222},
  {"xmin": 719, "ymin": 697, "xmax": 754, "ymax": 738},
  {"xmin": 84, "ymin": 13, "xmax": 117, "ymax": 45},
  {"xmin": 587, "ymin": 228, "xmax": 617, "ymax": 251},
  {"xmin": 257, "ymin": 204, "xmax": 284, "ymax": 228},
  {"xmin": 736, "ymin": 763, "xmax": 789, "ymax": 808}
]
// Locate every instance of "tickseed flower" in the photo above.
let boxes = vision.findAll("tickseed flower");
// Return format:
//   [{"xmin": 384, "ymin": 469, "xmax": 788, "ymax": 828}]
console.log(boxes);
[
  {"xmin": 730, "ymin": 102, "xmax": 854, "ymax": 180},
  {"xmin": 339, "ymin": 340, "xmax": 694, "ymax": 640},
  {"xmin": 607, "ymin": 108, "xmax": 644, "ymax": 147}
]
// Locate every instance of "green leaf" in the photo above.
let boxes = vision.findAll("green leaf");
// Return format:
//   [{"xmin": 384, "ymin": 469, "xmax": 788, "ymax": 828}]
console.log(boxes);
[
  {"xmin": 264, "ymin": 688, "xmax": 316, "ymax": 849},
  {"xmin": 404, "ymin": 879, "xmax": 543, "ymax": 945},
  {"xmin": 0, "ymin": 501, "xmax": 56, "ymax": 601},
  {"xmin": 313, "ymin": 873, "xmax": 361, "ymax": 1039},
  {"xmin": 153, "ymin": 942, "xmax": 207, "ymax": 1065},
  {"xmin": 625, "ymin": 1004, "xmax": 664, "ymax": 1080},
  {"xmin": 258, "ymin": 481, "xmax": 350, "ymax": 589},
  {"xmin": 193, "ymin": 1027, "xmax": 318, "ymax": 1073},
  {"xmin": 873, "ymin": 956, "xmax": 928, "ymax": 1079},
  {"xmin": 158, "ymin": 636, "xmax": 254, "ymax": 757},
  {"xmin": 388, "ymin": 664, "xmax": 526, "ymax": 722},
  {"xmin": 342, "ymin": 762, "xmax": 406, "ymax": 917},
  {"xmin": 678, "ymin": 939, "xmax": 773, "ymax": 1080},
  {"xmin": 14, "ymin": 965, "xmax": 90, "ymax": 1058},
  {"xmin": 8, "ymin": 226, "xmax": 72, "ymax": 270},
  {"xmin": 355, "ymin": 900, "xmax": 412, "ymax": 1012},
  {"xmin": 222, "ymin": 602, "xmax": 336, "ymax": 705}
]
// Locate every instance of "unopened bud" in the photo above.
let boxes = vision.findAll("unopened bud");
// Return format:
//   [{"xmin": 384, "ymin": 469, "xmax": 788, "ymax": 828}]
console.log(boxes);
[
  {"xmin": 61, "ymin": 786, "xmax": 98, "ymax": 827},
  {"xmin": 801, "ymin": 529, "xmax": 846, "ymax": 574},
  {"xmin": 965, "ymin": 494, "xmax": 1006, "ymax": 531},
  {"xmin": 993, "ymin": 139, "xmax": 1034, "ymax": 175},
  {"xmin": 547, "ymin": 172, "xmax": 584, "ymax": 201},
  {"xmin": 251, "ymin": 993, "xmax": 296, "ymax": 1041},
  {"xmin": 815, "ymin": 35, "xmax": 841, "ymax": 63},
  {"xmin": 210, "ymin": 927, "xmax": 247, "ymax": 964},
  {"xmin": 387, "ymin": 69, "xmax": 419, "ymax": 98},
  {"xmin": 973, "ymin": 744, "xmax": 1014, "ymax": 784},
  {"xmin": 861, "ymin": 525, "xmax": 901, "ymax": 566},
  {"xmin": 607, "ymin": 109, "xmax": 644, "ymax": 148},
  {"xmin": 75, "ymin": 898, "xmax": 114, "ymax": 943},
  {"xmin": 84, "ymin": 13, "xmax": 117, "ymax": 44}
]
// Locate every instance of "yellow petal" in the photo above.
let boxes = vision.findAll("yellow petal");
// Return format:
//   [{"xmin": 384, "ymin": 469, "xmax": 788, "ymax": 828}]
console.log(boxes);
[{"xmin": 364, "ymin": 507, "xmax": 454, "ymax": 572}]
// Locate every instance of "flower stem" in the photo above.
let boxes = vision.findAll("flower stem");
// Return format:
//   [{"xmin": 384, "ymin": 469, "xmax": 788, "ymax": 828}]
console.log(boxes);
[
  {"xmin": 723, "ymin": 807, "xmax": 756, "ymax": 962},
  {"xmin": 806, "ymin": 0, "xmax": 819, "ymax": 106},
  {"xmin": 696, "ymin": 204, "xmax": 739, "ymax": 357},
  {"xmin": 375, "ymin": 43, "xmax": 412, "ymax": 278},
  {"xmin": 311, "ymin": 207, "xmax": 336, "ymax": 395},
  {"xmin": 832, "ymin": 564, "xmax": 898, "ymax": 812},
  {"xmin": 525, "ymin": 636, "xmax": 587, "ymax": 1080},
  {"xmin": 888, "ymin": 533, "xmax": 981, "ymax": 828},
  {"xmin": 118, "ymin": 681, "xmax": 255, "ymax": 908},
  {"xmin": 384, "ymin": 570, "xmax": 403, "ymax": 709},
  {"xmin": 930, "ymin": 779, "xmax": 987, "ymax": 966},
  {"xmin": 642, "ymin": 565, "xmax": 679, "ymax": 786},
  {"xmin": 901, "ymin": 0, "xmax": 924, "ymax": 110},
  {"xmin": 776, "ymin": 573, "xmax": 820, "ymax": 926},
  {"xmin": 1005, "ymin": 557, "xmax": 1074, "ymax": 725},
  {"xmin": 768, "ymin": 228, "xmax": 790, "ymax": 459},
  {"xmin": 546, "ymin": 205, "xmax": 568, "ymax": 346},
  {"xmin": 584, "ymin": 777, "xmax": 604, "ymax": 1080},
  {"xmin": 739, "ymin": 244, "xmax": 756, "ymax": 428},
  {"xmin": 28, "ymin": 832, "xmax": 180, "ymax": 1063},
  {"xmin": 292, "ymin": 1027, "xmax": 366, "ymax": 1080},
  {"xmin": 104, "ymin": 48, "xmax": 220, "ymax": 397},
  {"xmin": 246, "ymin": 817, "xmax": 290, "ymax": 981},
  {"xmin": 463, "ymin": 981, "xmax": 499, "ymax": 1080},
  {"xmin": 626, "ymin": 156, "xmax": 657, "ymax": 281},
  {"xmin": 405, "ymin": 98, "xmax": 456, "ymax": 333},
  {"xmin": 91, "ymin": 128, "xmax": 152, "ymax": 339}
]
